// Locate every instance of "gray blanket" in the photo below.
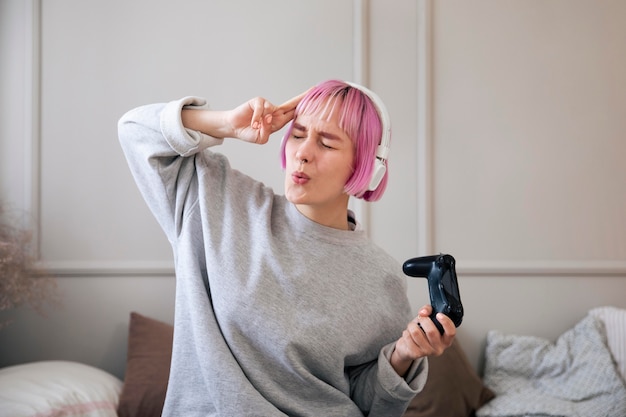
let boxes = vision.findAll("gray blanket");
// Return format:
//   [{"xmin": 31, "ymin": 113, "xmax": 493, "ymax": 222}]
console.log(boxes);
[{"xmin": 477, "ymin": 314, "xmax": 626, "ymax": 417}]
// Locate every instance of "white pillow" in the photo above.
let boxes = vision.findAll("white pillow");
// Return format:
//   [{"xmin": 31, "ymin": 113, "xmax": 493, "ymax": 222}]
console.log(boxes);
[
  {"xmin": 0, "ymin": 360, "xmax": 123, "ymax": 417},
  {"xmin": 590, "ymin": 306, "xmax": 626, "ymax": 382}
]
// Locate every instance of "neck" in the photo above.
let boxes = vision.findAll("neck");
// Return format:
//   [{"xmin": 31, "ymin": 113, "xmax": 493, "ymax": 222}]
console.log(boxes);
[{"xmin": 295, "ymin": 198, "xmax": 351, "ymax": 230}]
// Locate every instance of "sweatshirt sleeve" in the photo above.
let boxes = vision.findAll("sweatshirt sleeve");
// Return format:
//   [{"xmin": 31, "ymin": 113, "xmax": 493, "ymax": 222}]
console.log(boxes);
[
  {"xmin": 348, "ymin": 343, "xmax": 428, "ymax": 416},
  {"xmin": 118, "ymin": 96, "xmax": 223, "ymax": 243}
]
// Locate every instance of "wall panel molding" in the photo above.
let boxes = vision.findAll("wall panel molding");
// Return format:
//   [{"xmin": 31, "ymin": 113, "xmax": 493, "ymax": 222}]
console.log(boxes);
[
  {"xmin": 416, "ymin": 0, "xmax": 433, "ymax": 255},
  {"xmin": 29, "ymin": 1, "xmax": 366, "ymax": 277},
  {"xmin": 24, "ymin": 0, "xmax": 41, "ymax": 254},
  {"xmin": 40, "ymin": 260, "xmax": 174, "ymax": 277},
  {"xmin": 42, "ymin": 258, "xmax": 626, "ymax": 279},
  {"xmin": 458, "ymin": 260, "xmax": 626, "ymax": 277},
  {"xmin": 349, "ymin": 0, "xmax": 369, "ymax": 231},
  {"xmin": 26, "ymin": 0, "xmax": 172, "ymax": 277},
  {"xmin": 418, "ymin": 0, "xmax": 624, "ymax": 279}
]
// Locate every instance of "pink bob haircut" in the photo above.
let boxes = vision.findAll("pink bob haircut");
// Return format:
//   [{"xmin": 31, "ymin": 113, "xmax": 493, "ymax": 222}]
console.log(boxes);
[{"xmin": 280, "ymin": 79, "xmax": 390, "ymax": 202}]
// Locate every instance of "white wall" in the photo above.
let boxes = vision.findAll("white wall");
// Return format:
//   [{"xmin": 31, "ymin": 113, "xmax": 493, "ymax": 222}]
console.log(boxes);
[
  {"xmin": 1, "ymin": 0, "xmax": 625, "ymax": 378},
  {"xmin": 429, "ymin": 0, "xmax": 626, "ymax": 367}
]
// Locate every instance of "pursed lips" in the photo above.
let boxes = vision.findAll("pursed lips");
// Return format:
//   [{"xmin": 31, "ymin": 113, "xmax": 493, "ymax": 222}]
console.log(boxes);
[{"xmin": 291, "ymin": 170, "xmax": 310, "ymax": 185}]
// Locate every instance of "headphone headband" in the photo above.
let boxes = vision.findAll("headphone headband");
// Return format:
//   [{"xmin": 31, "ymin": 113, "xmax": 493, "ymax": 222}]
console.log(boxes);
[{"xmin": 345, "ymin": 81, "xmax": 391, "ymax": 190}]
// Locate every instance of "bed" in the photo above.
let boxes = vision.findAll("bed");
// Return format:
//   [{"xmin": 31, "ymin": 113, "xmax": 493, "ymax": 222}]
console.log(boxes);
[
  {"xmin": 477, "ymin": 306, "xmax": 626, "ymax": 417},
  {"xmin": 1, "ymin": 307, "xmax": 624, "ymax": 417}
]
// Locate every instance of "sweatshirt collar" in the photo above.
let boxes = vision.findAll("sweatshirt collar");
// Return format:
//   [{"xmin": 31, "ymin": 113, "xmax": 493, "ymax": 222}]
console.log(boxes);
[{"xmin": 283, "ymin": 199, "xmax": 368, "ymax": 245}]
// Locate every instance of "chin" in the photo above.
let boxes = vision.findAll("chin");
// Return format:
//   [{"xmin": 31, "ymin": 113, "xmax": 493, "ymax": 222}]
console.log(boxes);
[
  {"xmin": 284, "ymin": 182, "xmax": 306, "ymax": 203},
  {"xmin": 285, "ymin": 192, "xmax": 308, "ymax": 205}
]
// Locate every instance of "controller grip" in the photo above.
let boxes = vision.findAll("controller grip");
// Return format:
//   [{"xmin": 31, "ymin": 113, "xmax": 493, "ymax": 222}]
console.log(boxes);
[
  {"xmin": 403, "ymin": 254, "xmax": 463, "ymax": 334},
  {"xmin": 402, "ymin": 254, "xmax": 440, "ymax": 277}
]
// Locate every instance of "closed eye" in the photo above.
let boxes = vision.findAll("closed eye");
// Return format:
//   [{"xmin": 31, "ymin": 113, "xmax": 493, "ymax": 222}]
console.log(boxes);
[
  {"xmin": 291, "ymin": 121, "xmax": 345, "ymax": 150},
  {"xmin": 291, "ymin": 124, "xmax": 306, "ymax": 140}
]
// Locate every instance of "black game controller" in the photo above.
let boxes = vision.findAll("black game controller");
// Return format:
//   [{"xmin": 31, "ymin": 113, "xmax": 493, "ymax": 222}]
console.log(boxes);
[{"xmin": 402, "ymin": 254, "xmax": 463, "ymax": 334}]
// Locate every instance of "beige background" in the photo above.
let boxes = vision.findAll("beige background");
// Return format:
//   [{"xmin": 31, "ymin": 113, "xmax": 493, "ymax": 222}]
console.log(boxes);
[{"xmin": 1, "ymin": 0, "xmax": 625, "ymax": 377}]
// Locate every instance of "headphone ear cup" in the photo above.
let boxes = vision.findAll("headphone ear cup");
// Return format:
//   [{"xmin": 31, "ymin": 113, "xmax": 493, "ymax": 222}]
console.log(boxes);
[{"xmin": 368, "ymin": 158, "xmax": 387, "ymax": 191}]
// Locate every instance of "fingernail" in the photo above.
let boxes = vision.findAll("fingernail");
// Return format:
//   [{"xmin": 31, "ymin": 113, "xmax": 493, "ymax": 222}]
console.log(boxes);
[{"xmin": 252, "ymin": 121, "xmax": 259, "ymax": 129}]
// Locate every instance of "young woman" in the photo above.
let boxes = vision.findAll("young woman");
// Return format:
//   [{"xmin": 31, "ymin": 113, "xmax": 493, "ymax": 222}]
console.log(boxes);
[{"xmin": 118, "ymin": 79, "xmax": 455, "ymax": 416}]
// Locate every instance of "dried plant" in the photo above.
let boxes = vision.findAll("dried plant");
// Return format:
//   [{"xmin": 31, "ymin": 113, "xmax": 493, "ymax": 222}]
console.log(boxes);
[{"xmin": 0, "ymin": 203, "xmax": 58, "ymax": 328}]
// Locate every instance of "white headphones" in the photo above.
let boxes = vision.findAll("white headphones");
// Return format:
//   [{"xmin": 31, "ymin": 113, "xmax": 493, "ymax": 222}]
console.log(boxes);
[{"xmin": 345, "ymin": 82, "xmax": 391, "ymax": 191}]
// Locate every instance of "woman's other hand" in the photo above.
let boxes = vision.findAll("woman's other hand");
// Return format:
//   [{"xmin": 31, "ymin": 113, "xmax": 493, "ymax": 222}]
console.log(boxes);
[{"xmin": 390, "ymin": 305, "xmax": 456, "ymax": 377}]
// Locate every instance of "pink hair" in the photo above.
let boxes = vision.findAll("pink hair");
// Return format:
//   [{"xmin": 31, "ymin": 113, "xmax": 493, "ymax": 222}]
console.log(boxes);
[{"xmin": 280, "ymin": 80, "xmax": 389, "ymax": 202}]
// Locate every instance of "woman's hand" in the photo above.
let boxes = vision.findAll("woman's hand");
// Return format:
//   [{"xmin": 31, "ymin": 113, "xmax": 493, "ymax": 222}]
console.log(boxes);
[
  {"xmin": 228, "ymin": 90, "xmax": 307, "ymax": 144},
  {"xmin": 182, "ymin": 90, "xmax": 308, "ymax": 144},
  {"xmin": 227, "ymin": 97, "xmax": 276, "ymax": 144},
  {"xmin": 390, "ymin": 305, "xmax": 456, "ymax": 377}
]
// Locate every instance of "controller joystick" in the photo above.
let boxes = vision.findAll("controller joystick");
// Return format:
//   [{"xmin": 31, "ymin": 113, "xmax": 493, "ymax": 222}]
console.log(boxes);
[{"xmin": 402, "ymin": 254, "xmax": 463, "ymax": 335}]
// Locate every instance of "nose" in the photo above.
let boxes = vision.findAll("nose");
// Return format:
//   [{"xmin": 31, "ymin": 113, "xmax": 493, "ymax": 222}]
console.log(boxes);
[{"xmin": 294, "ymin": 137, "xmax": 314, "ymax": 164}]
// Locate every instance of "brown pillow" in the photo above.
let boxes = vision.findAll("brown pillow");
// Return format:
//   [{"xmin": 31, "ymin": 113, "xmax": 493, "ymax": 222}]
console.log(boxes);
[
  {"xmin": 403, "ymin": 339, "xmax": 495, "ymax": 417},
  {"xmin": 117, "ymin": 312, "xmax": 174, "ymax": 417}
]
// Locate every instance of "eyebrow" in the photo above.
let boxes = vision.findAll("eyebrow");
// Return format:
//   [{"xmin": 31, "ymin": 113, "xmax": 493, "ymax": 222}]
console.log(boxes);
[{"xmin": 292, "ymin": 122, "xmax": 343, "ymax": 141}]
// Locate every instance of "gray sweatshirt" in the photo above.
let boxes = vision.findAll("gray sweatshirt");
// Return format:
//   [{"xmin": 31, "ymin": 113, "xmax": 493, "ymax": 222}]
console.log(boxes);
[{"xmin": 118, "ymin": 96, "xmax": 427, "ymax": 416}]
